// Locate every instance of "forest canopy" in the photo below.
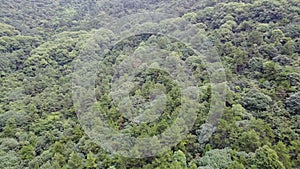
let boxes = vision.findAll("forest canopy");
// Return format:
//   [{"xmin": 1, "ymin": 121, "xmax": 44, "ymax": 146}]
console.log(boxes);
[{"xmin": 0, "ymin": 0, "xmax": 299, "ymax": 168}]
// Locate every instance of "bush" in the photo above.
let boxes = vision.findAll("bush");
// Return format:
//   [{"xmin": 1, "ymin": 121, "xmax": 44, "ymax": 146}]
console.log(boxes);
[
  {"xmin": 241, "ymin": 89, "xmax": 272, "ymax": 111},
  {"xmin": 285, "ymin": 92, "xmax": 300, "ymax": 115}
]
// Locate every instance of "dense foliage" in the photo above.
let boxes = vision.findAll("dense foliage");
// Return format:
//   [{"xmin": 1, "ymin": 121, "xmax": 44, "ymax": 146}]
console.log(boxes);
[{"xmin": 0, "ymin": 0, "xmax": 299, "ymax": 168}]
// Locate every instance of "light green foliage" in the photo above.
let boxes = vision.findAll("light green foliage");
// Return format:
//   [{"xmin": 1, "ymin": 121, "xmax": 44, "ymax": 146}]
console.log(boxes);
[
  {"xmin": 0, "ymin": 150, "xmax": 21, "ymax": 169},
  {"xmin": 274, "ymin": 141, "xmax": 292, "ymax": 168},
  {"xmin": 0, "ymin": 23, "xmax": 19, "ymax": 36},
  {"xmin": 271, "ymin": 29, "xmax": 284, "ymax": 43},
  {"xmin": 228, "ymin": 161, "xmax": 246, "ymax": 169},
  {"xmin": 53, "ymin": 153, "xmax": 66, "ymax": 168},
  {"xmin": 40, "ymin": 161, "xmax": 55, "ymax": 169},
  {"xmin": 282, "ymin": 40, "xmax": 296, "ymax": 55},
  {"xmin": 19, "ymin": 144, "xmax": 35, "ymax": 160},
  {"xmin": 87, "ymin": 151, "xmax": 97, "ymax": 169},
  {"xmin": 173, "ymin": 150, "xmax": 187, "ymax": 168},
  {"xmin": 196, "ymin": 148, "xmax": 233, "ymax": 169},
  {"xmin": 252, "ymin": 145, "xmax": 285, "ymax": 169}
]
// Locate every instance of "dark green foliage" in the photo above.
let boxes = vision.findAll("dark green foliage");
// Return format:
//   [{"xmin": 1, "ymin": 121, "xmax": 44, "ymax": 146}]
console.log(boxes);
[
  {"xmin": 285, "ymin": 92, "xmax": 300, "ymax": 115},
  {"xmin": 241, "ymin": 89, "xmax": 272, "ymax": 112},
  {"xmin": 236, "ymin": 129, "xmax": 261, "ymax": 153}
]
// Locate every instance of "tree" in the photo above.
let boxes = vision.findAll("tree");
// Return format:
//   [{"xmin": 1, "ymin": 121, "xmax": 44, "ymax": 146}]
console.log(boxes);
[
  {"xmin": 228, "ymin": 161, "xmax": 246, "ymax": 169},
  {"xmin": 241, "ymin": 89, "xmax": 272, "ymax": 112},
  {"xmin": 0, "ymin": 23, "xmax": 19, "ymax": 37},
  {"xmin": 196, "ymin": 148, "xmax": 233, "ymax": 169},
  {"xmin": 248, "ymin": 30, "xmax": 263, "ymax": 45},
  {"xmin": 0, "ymin": 150, "xmax": 22, "ymax": 169},
  {"xmin": 262, "ymin": 61, "xmax": 281, "ymax": 79},
  {"xmin": 40, "ymin": 161, "xmax": 55, "ymax": 169},
  {"xmin": 173, "ymin": 150, "xmax": 187, "ymax": 168},
  {"xmin": 52, "ymin": 141, "xmax": 63, "ymax": 156},
  {"xmin": 67, "ymin": 152, "xmax": 84, "ymax": 169},
  {"xmin": 34, "ymin": 162, "xmax": 39, "ymax": 169},
  {"xmin": 271, "ymin": 29, "xmax": 284, "ymax": 43},
  {"xmin": 53, "ymin": 153, "xmax": 66, "ymax": 168},
  {"xmin": 282, "ymin": 40, "xmax": 295, "ymax": 55},
  {"xmin": 224, "ymin": 104, "xmax": 247, "ymax": 121},
  {"xmin": 252, "ymin": 145, "xmax": 285, "ymax": 169},
  {"xmin": 274, "ymin": 141, "xmax": 292, "ymax": 168},
  {"xmin": 87, "ymin": 151, "xmax": 97, "ymax": 169},
  {"xmin": 19, "ymin": 144, "xmax": 35, "ymax": 160},
  {"xmin": 237, "ymin": 21, "xmax": 253, "ymax": 32},
  {"xmin": 2, "ymin": 117, "xmax": 17, "ymax": 137},
  {"xmin": 285, "ymin": 92, "xmax": 300, "ymax": 115},
  {"xmin": 289, "ymin": 140, "xmax": 300, "ymax": 167},
  {"xmin": 249, "ymin": 57, "xmax": 264, "ymax": 72},
  {"xmin": 272, "ymin": 55, "xmax": 292, "ymax": 66},
  {"xmin": 236, "ymin": 129, "xmax": 261, "ymax": 153}
]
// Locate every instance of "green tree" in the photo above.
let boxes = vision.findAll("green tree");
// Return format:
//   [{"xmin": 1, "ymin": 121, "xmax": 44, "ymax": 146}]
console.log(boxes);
[
  {"xmin": 53, "ymin": 153, "xmax": 66, "ymax": 168},
  {"xmin": 271, "ymin": 29, "xmax": 284, "ymax": 43},
  {"xmin": 196, "ymin": 148, "xmax": 233, "ymax": 169},
  {"xmin": 274, "ymin": 141, "xmax": 292, "ymax": 168},
  {"xmin": 173, "ymin": 150, "xmax": 187, "ymax": 168},
  {"xmin": 19, "ymin": 143, "xmax": 35, "ymax": 160},
  {"xmin": 67, "ymin": 152, "xmax": 84, "ymax": 169},
  {"xmin": 87, "ymin": 151, "xmax": 97, "ymax": 169},
  {"xmin": 228, "ymin": 161, "xmax": 246, "ymax": 169},
  {"xmin": 282, "ymin": 40, "xmax": 295, "ymax": 55},
  {"xmin": 0, "ymin": 150, "xmax": 21, "ymax": 168},
  {"xmin": 285, "ymin": 92, "xmax": 300, "ymax": 115},
  {"xmin": 236, "ymin": 129, "xmax": 261, "ymax": 152},
  {"xmin": 52, "ymin": 141, "xmax": 63, "ymax": 156},
  {"xmin": 289, "ymin": 140, "xmax": 300, "ymax": 167},
  {"xmin": 252, "ymin": 145, "xmax": 285, "ymax": 169},
  {"xmin": 262, "ymin": 61, "xmax": 281, "ymax": 79},
  {"xmin": 2, "ymin": 117, "xmax": 17, "ymax": 137},
  {"xmin": 248, "ymin": 30, "xmax": 263, "ymax": 45},
  {"xmin": 40, "ymin": 161, "xmax": 55, "ymax": 169},
  {"xmin": 241, "ymin": 89, "xmax": 272, "ymax": 112}
]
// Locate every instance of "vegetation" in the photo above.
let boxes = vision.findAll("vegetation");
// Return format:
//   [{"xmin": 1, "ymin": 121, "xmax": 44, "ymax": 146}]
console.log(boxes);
[{"xmin": 0, "ymin": 0, "xmax": 299, "ymax": 168}]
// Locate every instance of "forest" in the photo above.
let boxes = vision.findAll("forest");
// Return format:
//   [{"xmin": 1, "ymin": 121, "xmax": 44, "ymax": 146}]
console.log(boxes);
[{"xmin": 0, "ymin": 0, "xmax": 299, "ymax": 168}]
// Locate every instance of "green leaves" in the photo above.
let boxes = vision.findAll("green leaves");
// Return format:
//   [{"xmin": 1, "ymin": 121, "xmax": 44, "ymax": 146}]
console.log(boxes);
[
  {"xmin": 236, "ymin": 129, "xmax": 261, "ymax": 153},
  {"xmin": 87, "ymin": 151, "xmax": 97, "ymax": 169},
  {"xmin": 19, "ymin": 144, "xmax": 35, "ymax": 160},
  {"xmin": 0, "ymin": 150, "xmax": 21, "ymax": 169},
  {"xmin": 285, "ymin": 92, "xmax": 300, "ymax": 115},
  {"xmin": 274, "ymin": 141, "xmax": 292, "ymax": 168},
  {"xmin": 0, "ymin": 0, "xmax": 299, "ymax": 168},
  {"xmin": 252, "ymin": 145, "xmax": 285, "ymax": 169},
  {"xmin": 67, "ymin": 152, "xmax": 84, "ymax": 169},
  {"xmin": 196, "ymin": 148, "xmax": 233, "ymax": 169},
  {"xmin": 173, "ymin": 150, "xmax": 187, "ymax": 168},
  {"xmin": 241, "ymin": 89, "xmax": 272, "ymax": 112}
]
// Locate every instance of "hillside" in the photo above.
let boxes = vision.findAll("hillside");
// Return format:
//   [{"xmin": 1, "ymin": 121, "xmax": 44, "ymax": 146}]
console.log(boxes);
[{"xmin": 0, "ymin": 0, "xmax": 299, "ymax": 168}]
